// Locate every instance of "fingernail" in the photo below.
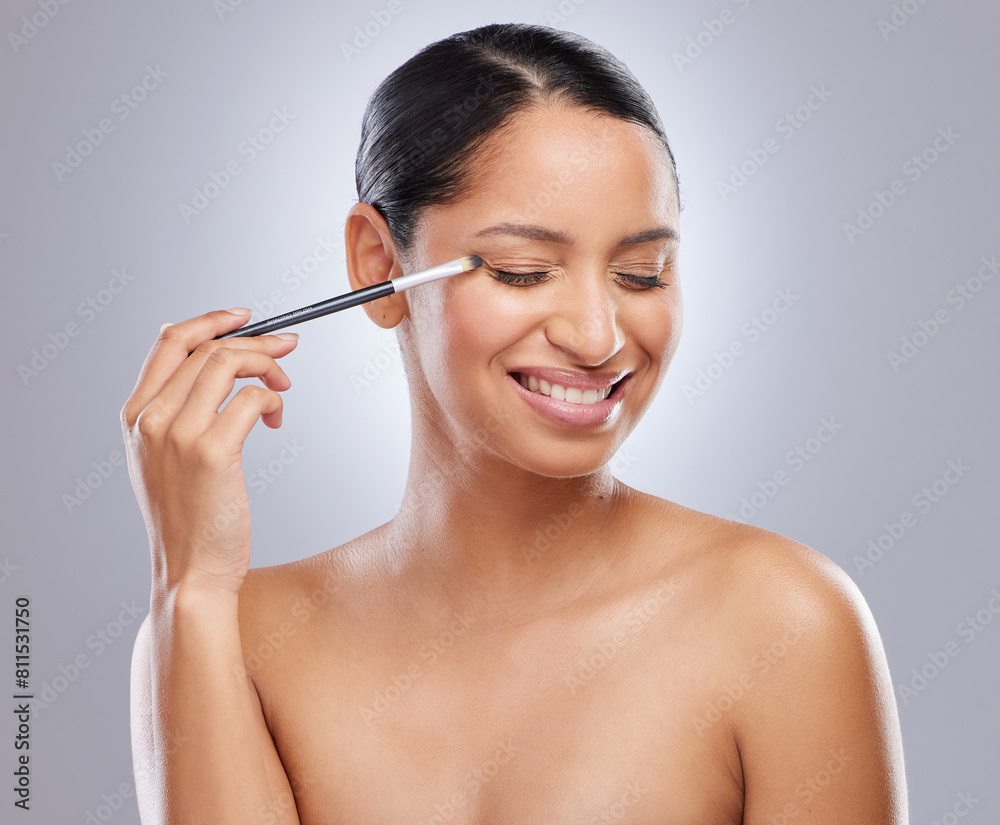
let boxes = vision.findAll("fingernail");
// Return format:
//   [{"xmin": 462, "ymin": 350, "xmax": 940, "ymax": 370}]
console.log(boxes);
[
  {"xmin": 160, "ymin": 322, "xmax": 173, "ymax": 331},
  {"xmin": 225, "ymin": 307, "xmax": 252, "ymax": 315},
  {"xmin": 274, "ymin": 332, "xmax": 299, "ymax": 341}
]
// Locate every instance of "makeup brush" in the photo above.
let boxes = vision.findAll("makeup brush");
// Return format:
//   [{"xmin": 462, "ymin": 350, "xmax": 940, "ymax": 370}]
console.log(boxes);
[{"xmin": 216, "ymin": 255, "xmax": 483, "ymax": 339}]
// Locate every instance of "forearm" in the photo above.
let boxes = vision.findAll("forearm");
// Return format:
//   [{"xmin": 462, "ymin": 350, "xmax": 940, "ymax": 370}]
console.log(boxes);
[{"xmin": 146, "ymin": 584, "xmax": 277, "ymax": 825}]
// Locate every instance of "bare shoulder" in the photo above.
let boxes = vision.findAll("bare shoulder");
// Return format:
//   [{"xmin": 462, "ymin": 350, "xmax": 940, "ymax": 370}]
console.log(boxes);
[
  {"xmin": 236, "ymin": 542, "xmax": 361, "ymax": 685},
  {"xmin": 631, "ymin": 491, "xmax": 909, "ymax": 822},
  {"xmin": 628, "ymin": 489, "xmax": 877, "ymax": 637}
]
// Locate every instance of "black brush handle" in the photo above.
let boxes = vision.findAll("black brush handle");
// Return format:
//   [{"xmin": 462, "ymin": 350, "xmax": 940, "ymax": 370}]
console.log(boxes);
[{"xmin": 216, "ymin": 281, "xmax": 395, "ymax": 339}]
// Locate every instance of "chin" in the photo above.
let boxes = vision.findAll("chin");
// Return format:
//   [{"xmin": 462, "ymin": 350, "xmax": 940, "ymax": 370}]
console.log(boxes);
[{"xmin": 497, "ymin": 438, "xmax": 627, "ymax": 481}]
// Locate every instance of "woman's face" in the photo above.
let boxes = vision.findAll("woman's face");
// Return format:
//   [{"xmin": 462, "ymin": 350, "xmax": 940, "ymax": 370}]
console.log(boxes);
[{"xmin": 398, "ymin": 102, "xmax": 682, "ymax": 478}]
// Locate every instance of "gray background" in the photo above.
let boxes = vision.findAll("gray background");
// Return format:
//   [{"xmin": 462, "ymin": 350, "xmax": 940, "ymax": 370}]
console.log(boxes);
[{"xmin": 2, "ymin": 0, "xmax": 997, "ymax": 821}]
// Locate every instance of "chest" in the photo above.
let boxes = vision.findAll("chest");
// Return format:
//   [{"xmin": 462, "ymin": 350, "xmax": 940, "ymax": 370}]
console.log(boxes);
[{"xmin": 255, "ymin": 606, "xmax": 745, "ymax": 824}]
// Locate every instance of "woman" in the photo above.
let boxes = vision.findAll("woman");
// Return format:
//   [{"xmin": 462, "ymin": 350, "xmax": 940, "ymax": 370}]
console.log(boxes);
[{"xmin": 124, "ymin": 23, "xmax": 908, "ymax": 824}]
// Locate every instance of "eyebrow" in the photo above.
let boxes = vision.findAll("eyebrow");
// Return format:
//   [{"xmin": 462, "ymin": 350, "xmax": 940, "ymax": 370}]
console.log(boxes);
[{"xmin": 474, "ymin": 223, "xmax": 678, "ymax": 246}]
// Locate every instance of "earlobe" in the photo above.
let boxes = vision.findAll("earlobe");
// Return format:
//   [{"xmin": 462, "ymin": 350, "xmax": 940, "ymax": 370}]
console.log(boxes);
[{"xmin": 344, "ymin": 202, "xmax": 408, "ymax": 329}]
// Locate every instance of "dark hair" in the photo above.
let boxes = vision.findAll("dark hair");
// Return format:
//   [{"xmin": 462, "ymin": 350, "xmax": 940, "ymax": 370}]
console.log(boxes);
[{"xmin": 355, "ymin": 23, "xmax": 680, "ymax": 252}]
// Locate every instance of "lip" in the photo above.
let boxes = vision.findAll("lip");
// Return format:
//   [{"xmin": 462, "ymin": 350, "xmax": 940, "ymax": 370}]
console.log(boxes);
[
  {"xmin": 507, "ymin": 369, "xmax": 632, "ymax": 428},
  {"xmin": 508, "ymin": 366, "xmax": 629, "ymax": 392}
]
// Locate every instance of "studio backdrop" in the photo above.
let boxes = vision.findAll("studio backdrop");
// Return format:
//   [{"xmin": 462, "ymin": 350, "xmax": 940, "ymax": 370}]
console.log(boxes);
[{"xmin": 2, "ymin": 0, "xmax": 997, "ymax": 821}]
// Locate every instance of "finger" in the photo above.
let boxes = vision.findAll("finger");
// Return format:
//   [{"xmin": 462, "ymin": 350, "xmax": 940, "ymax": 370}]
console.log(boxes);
[
  {"xmin": 149, "ymin": 335, "xmax": 296, "ymax": 424},
  {"xmin": 171, "ymin": 348, "xmax": 293, "ymax": 433},
  {"xmin": 123, "ymin": 309, "xmax": 253, "ymax": 425},
  {"xmin": 124, "ymin": 309, "xmax": 252, "ymax": 424},
  {"xmin": 124, "ymin": 324, "xmax": 297, "ymax": 428},
  {"xmin": 205, "ymin": 384, "xmax": 285, "ymax": 453}
]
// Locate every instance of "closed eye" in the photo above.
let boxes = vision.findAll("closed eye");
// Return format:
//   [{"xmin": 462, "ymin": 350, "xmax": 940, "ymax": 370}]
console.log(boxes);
[
  {"xmin": 617, "ymin": 273, "xmax": 669, "ymax": 290},
  {"xmin": 491, "ymin": 269, "xmax": 550, "ymax": 285},
  {"xmin": 490, "ymin": 269, "xmax": 668, "ymax": 290}
]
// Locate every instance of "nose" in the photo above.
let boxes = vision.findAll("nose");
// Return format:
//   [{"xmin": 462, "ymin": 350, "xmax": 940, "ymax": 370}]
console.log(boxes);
[{"xmin": 544, "ymin": 268, "xmax": 624, "ymax": 367}]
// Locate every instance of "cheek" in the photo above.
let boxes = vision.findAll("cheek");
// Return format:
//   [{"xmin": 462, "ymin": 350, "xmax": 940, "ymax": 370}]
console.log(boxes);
[
  {"xmin": 442, "ymin": 281, "xmax": 540, "ymax": 364},
  {"xmin": 631, "ymin": 288, "xmax": 683, "ymax": 365},
  {"xmin": 406, "ymin": 279, "xmax": 533, "ymax": 401}
]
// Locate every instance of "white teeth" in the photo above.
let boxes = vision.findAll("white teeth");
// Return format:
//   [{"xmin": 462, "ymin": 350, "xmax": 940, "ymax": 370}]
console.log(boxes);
[{"xmin": 515, "ymin": 374, "xmax": 614, "ymax": 405}]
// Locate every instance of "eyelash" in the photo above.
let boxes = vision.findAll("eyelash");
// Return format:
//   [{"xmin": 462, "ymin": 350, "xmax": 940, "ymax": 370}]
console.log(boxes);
[{"xmin": 490, "ymin": 269, "xmax": 669, "ymax": 290}]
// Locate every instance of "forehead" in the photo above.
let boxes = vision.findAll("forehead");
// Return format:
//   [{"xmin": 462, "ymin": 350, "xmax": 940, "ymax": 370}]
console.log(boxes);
[{"xmin": 416, "ymin": 103, "xmax": 679, "ymax": 249}]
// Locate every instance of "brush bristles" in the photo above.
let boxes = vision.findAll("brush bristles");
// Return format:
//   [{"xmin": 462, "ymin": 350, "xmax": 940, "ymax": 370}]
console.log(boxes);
[{"xmin": 460, "ymin": 254, "xmax": 483, "ymax": 271}]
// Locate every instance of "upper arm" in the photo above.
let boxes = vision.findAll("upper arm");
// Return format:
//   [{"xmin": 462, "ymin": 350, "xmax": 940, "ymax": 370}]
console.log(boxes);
[
  {"xmin": 130, "ymin": 612, "xmax": 302, "ymax": 825},
  {"xmin": 734, "ymin": 543, "xmax": 908, "ymax": 825}
]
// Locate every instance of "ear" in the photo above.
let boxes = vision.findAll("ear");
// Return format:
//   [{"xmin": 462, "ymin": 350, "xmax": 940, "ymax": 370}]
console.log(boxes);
[{"xmin": 344, "ymin": 202, "xmax": 408, "ymax": 329}]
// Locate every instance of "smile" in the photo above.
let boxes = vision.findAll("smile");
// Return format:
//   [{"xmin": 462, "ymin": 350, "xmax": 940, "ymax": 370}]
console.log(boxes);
[
  {"xmin": 506, "ymin": 368, "xmax": 631, "ymax": 427},
  {"xmin": 511, "ymin": 373, "xmax": 614, "ymax": 405}
]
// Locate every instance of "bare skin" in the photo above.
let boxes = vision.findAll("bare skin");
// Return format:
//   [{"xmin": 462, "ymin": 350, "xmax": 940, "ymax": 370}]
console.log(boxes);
[{"xmin": 127, "ymin": 103, "xmax": 908, "ymax": 823}]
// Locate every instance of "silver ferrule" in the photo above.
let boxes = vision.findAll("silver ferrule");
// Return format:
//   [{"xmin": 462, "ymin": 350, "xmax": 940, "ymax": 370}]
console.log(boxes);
[{"xmin": 389, "ymin": 258, "xmax": 467, "ymax": 292}]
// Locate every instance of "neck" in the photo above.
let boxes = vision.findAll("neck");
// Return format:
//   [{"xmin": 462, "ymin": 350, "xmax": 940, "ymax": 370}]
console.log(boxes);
[{"xmin": 378, "ymin": 407, "xmax": 634, "ymax": 623}]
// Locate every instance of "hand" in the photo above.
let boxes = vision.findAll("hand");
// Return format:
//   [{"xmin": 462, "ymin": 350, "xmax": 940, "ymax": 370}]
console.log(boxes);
[{"xmin": 120, "ymin": 308, "xmax": 299, "ymax": 596}]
